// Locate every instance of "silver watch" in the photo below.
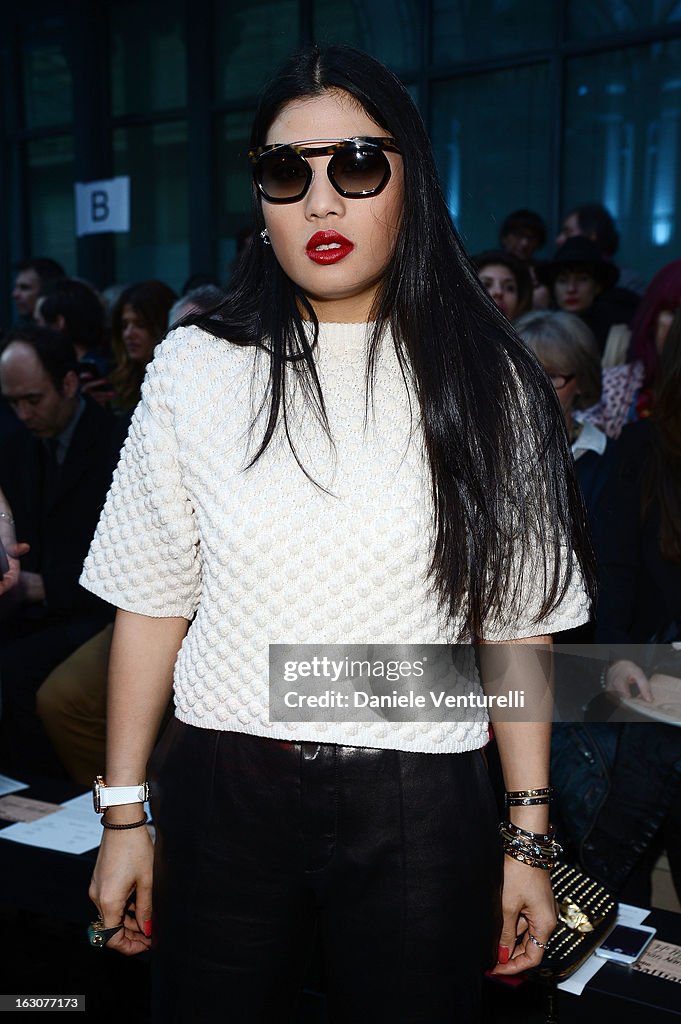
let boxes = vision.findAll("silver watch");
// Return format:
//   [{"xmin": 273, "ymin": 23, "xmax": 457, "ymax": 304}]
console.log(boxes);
[{"xmin": 92, "ymin": 775, "xmax": 149, "ymax": 814}]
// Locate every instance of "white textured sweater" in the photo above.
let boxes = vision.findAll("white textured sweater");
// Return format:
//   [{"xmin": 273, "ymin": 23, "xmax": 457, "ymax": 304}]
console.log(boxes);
[{"xmin": 81, "ymin": 323, "xmax": 589, "ymax": 753}]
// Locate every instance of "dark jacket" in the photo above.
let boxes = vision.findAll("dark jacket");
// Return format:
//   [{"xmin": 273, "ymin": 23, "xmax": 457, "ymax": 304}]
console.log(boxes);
[
  {"xmin": 551, "ymin": 419, "xmax": 681, "ymax": 895},
  {"xmin": 0, "ymin": 397, "xmax": 119, "ymax": 623},
  {"xmin": 580, "ymin": 286, "xmax": 640, "ymax": 353},
  {"xmin": 596, "ymin": 420, "xmax": 681, "ymax": 643}
]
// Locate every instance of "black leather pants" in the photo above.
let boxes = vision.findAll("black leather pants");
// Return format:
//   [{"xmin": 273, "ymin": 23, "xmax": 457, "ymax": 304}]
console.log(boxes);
[{"xmin": 148, "ymin": 721, "xmax": 502, "ymax": 1023}]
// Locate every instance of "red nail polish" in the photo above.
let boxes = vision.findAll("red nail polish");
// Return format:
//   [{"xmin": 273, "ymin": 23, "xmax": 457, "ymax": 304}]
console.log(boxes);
[
  {"xmin": 143, "ymin": 919, "xmax": 152, "ymax": 937},
  {"xmin": 497, "ymin": 945, "xmax": 510, "ymax": 964}
]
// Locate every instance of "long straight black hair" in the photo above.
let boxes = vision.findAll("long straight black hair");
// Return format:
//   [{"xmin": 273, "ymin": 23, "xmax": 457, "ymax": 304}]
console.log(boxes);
[{"xmin": 192, "ymin": 44, "xmax": 597, "ymax": 639}]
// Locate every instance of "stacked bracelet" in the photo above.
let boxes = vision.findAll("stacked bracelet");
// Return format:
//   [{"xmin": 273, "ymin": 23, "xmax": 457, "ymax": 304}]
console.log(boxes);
[
  {"xmin": 505, "ymin": 786, "xmax": 553, "ymax": 808},
  {"xmin": 499, "ymin": 820, "xmax": 562, "ymax": 870},
  {"xmin": 101, "ymin": 813, "xmax": 149, "ymax": 831}
]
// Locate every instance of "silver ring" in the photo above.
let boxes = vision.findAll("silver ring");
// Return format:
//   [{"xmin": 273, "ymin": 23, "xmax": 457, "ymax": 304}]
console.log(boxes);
[{"xmin": 528, "ymin": 932, "xmax": 547, "ymax": 950}]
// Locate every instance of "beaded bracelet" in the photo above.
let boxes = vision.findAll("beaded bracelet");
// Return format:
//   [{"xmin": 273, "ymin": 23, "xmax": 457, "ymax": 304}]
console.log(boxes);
[
  {"xmin": 501, "ymin": 836, "xmax": 560, "ymax": 870},
  {"xmin": 502, "ymin": 849, "xmax": 555, "ymax": 870},
  {"xmin": 499, "ymin": 820, "xmax": 562, "ymax": 870},
  {"xmin": 101, "ymin": 813, "xmax": 149, "ymax": 831},
  {"xmin": 501, "ymin": 846, "xmax": 558, "ymax": 870}
]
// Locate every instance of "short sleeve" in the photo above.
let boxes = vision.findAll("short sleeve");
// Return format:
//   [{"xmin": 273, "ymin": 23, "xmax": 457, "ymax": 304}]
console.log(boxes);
[
  {"xmin": 480, "ymin": 546, "xmax": 591, "ymax": 641},
  {"xmin": 80, "ymin": 332, "xmax": 202, "ymax": 618}
]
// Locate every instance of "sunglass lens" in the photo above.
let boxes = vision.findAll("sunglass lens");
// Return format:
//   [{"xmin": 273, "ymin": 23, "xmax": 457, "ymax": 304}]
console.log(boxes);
[
  {"xmin": 259, "ymin": 151, "xmax": 309, "ymax": 201},
  {"xmin": 331, "ymin": 147, "xmax": 389, "ymax": 195}
]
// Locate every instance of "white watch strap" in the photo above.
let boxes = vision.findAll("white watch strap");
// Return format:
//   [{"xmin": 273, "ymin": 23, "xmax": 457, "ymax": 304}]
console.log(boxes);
[{"xmin": 99, "ymin": 783, "xmax": 148, "ymax": 808}]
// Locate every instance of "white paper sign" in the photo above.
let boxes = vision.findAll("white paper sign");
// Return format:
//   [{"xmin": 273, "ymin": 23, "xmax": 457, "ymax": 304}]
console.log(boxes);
[
  {"xmin": 0, "ymin": 793, "xmax": 152, "ymax": 855},
  {"xmin": 0, "ymin": 773, "xmax": 29, "ymax": 797},
  {"xmin": 75, "ymin": 176, "xmax": 130, "ymax": 236},
  {"xmin": 0, "ymin": 792, "xmax": 101, "ymax": 854}
]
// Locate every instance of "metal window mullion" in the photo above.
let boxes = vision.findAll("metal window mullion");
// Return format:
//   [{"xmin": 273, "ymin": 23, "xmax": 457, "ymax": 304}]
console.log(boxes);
[
  {"xmin": 552, "ymin": 0, "xmax": 569, "ymax": 244},
  {"xmin": 300, "ymin": 0, "xmax": 314, "ymax": 46},
  {"xmin": 186, "ymin": 0, "xmax": 214, "ymax": 277}
]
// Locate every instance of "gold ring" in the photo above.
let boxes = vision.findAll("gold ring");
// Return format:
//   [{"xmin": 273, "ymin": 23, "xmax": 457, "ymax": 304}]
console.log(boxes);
[{"xmin": 87, "ymin": 918, "xmax": 124, "ymax": 948}]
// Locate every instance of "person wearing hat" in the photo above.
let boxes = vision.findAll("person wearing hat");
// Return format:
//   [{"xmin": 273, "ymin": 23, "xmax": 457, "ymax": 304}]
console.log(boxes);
[{"xmin": 539, "ymin": 237, "xmax": 636, "ymax": 352}]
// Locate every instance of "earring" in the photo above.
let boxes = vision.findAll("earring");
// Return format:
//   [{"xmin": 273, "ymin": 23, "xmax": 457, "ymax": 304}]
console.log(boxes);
[{"xmin": 260, "ymin": 229, "xmax": 271, "ymax": 246}]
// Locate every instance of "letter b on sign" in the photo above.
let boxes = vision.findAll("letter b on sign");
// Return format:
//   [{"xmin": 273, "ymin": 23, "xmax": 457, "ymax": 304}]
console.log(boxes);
[
  {"xmin": 75, "ymin": 177, "xmax": 130, "ymax": 236},
  {"xmin": 91, "ymin": 191, "xmax": 110, "ymax": 223}
]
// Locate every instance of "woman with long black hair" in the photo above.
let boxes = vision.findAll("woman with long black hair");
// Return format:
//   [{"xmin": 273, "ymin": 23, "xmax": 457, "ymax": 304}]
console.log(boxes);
[{"xmin": 82, "ymin": 46, "xmax": 594, "ymax": 1022}]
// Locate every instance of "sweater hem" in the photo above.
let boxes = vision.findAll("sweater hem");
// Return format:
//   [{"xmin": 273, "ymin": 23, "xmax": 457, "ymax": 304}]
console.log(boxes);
[{"xmin": 172, "ymin": 707, "xmax": 489, "ymax": 755}]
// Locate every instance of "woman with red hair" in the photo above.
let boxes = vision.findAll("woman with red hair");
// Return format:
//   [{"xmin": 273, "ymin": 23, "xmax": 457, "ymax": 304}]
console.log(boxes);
[
  {"xmin": 576, "ymin": 259, "xmax": 681, "ymax": 439},
  {"xmin": 629, "ymin": 258, "xmax": 681, "ymax": 405}
]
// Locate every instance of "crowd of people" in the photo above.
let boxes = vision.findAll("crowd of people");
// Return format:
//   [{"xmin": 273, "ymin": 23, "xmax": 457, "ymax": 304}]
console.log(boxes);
[
  {"xmin": 0, "ymin": 264, "xmax": 226, "ymax": 778},
  {"xmin": 475, "ymin": 205, "xmax": 681, "ymax": 905},
  {"xmin": 0, "ymin": 191, "xmax": 680, "ymax": 927}
]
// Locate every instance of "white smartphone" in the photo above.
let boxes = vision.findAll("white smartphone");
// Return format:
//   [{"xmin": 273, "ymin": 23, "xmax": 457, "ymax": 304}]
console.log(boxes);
[{"xmin": 595, "ymin": 923, "xmax": 657, "ymax": 965}]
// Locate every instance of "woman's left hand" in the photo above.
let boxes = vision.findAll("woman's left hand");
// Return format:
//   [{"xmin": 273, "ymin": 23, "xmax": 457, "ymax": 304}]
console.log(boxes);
[{"xmin": 489, "ymin": 856, "xmax": 557, "ymax": 975}]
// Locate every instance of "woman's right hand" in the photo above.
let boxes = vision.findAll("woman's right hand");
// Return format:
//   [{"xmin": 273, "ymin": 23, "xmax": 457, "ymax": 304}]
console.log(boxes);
[
  {"xmin": 89, "ymin": 826, "xmax": 154, "ymax": 955},
  {"xmin": 606, "ymin": 659, "xmax": 653, "ymax": 702}
]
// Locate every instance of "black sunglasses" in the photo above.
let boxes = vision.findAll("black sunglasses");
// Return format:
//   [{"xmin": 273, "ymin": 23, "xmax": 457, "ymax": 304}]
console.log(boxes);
[{"xmin": 248, "ymin": 136, "xmax": 401, "ymax": 204}]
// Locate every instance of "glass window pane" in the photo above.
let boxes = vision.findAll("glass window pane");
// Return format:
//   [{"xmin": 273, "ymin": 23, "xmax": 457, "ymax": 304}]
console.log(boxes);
[
  {"xmin": 563, "ymin": 41, "xmax": 681, "ymax": 281},
  {"xmin": 113, "ymin": 122, "xmax": 189, "ymax": 291},
  {"xmin": 214, "ymin": 1, "xmax": 299, "ymax": 102},
  {"xmin": 111, "ymin": 0, "xmax": 186, "ymax": 116},
  {"xmin": 27, "ymin": 136, "xmax": 76, "ymax": 272},
  {"xmin": 432, "ymin": 0, "xmax": 555, "ymax": 64},
  {"xmin": 432, "ymin": 64, "xmax": 552, "ymax": 257},
  {"xmin": 215, "ymin": 112, "xmax": 256, "ymax": 280},
  {"xmin": 567, "ymin": 0, "xmax": 681, "ymax": 40},
  {"xmin": 23, "ymin": 37, "xmax": 72, "ymax": 130},
  {"xmin": 314, "ymin": 0, "xmax": 422, "ymax": 74}
]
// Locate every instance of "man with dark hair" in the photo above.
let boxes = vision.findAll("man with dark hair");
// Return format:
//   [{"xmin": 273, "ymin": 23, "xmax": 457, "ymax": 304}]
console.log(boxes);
[
  {"xmin": 0, "ymin": 325, "xmax": 117, "ymax": 776},
  {"xmin": 499, "ymin": 209, "xmax": 546, "ymax": 262},
  {"xmin": 36, "ymin": 278, "xmax": 105, "ymax": 356},
  {"xmin": 556, "ymin": 203, "xmax": 619, "ymax": 258},
  {"xmin": 556, "ymin": 203, "xmax": 646, "ymax": 295},
  {"xmin": 12, "ymin": 257, "xmax": 66, "ymax": 322},
  {"xmin": 35, "ymin": 277, "xmax": 110, "ymax": 383}
]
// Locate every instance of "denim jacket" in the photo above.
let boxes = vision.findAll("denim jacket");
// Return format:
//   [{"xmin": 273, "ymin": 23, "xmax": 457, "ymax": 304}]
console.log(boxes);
[{"xmin": 551, "ymin": 719, "xmax": 681, "ymax": 892}]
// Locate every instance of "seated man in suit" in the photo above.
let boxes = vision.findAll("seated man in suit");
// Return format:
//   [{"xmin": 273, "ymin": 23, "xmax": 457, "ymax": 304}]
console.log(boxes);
[{"xmin": 0, "ymin": 326, "xmax": 117, "ymax": 775}]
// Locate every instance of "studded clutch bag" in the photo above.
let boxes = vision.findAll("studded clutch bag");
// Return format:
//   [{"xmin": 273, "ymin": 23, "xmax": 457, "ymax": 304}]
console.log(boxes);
[{"xmin": 538, "ymin": 862, "xmax": 617, "ymax": 979}]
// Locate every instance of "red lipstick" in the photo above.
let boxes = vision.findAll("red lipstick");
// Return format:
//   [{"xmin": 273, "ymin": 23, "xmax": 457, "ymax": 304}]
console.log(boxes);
[{"xmin": 306, "ymin": 230, "xmax": 353, "ymax": 264}]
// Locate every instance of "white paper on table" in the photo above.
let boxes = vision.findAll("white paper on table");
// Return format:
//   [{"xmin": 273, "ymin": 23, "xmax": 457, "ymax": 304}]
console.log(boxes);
[
  {"xmin": 0, "ymin": 793, "xmax": 152, "ymax": 855},
  {"xmin": 557, "ymin": 903, "xmax": 651, "ymax": 996},
  {"xmin": 0, "ymin": 773, "xmax": 29, "ymax": 797},
  {"xmin": 0, "ymin": 792, "xmax": 100, "ymax": 854}
]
